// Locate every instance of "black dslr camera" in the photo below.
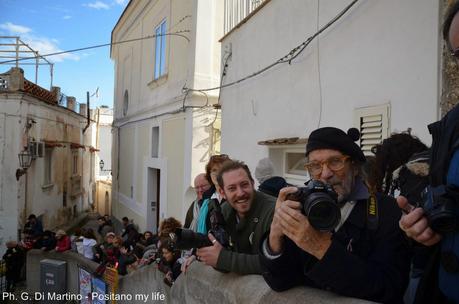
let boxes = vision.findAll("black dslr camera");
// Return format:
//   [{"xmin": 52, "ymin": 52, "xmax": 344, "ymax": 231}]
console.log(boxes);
[
  {"xmin": 418, "ymin": 186, "xmax": 458, "ymax": 234},
  {"xmin": 169, "ymin": 199, "xmax": 230, "ymax": 249},
  {"xmin": 286, "ymin": 180, "xmax": 341, "ymax": 232}
]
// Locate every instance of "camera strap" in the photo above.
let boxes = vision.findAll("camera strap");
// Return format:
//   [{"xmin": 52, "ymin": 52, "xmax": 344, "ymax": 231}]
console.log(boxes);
[{"xmin": 366, "ymin": 193, "xmax": 379, "ymax": 230}]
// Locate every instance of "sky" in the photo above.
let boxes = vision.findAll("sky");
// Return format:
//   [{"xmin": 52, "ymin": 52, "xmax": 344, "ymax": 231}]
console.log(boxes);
[{"xmin": 0, "ymin": 0, "xmax": 129, "ymax": 108}]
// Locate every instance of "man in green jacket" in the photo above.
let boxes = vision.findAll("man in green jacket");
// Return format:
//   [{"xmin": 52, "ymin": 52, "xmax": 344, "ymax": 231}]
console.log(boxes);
[{"xmin": 196, "ymin": 159, "xmax": 275, "ymax": 274}]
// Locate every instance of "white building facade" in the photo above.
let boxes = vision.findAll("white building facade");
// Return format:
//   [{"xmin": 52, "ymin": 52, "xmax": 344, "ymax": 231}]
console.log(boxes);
[
  {"xmin": 219, "ymin": 0, "xmax": 441, "ymax": 185},
  {"xmin": 0, "ymin": 67, "xmax": 94, "ymax": 255},
  {"xmin": 111, "ymin": 0, "xmax": 223, "ymax": 232}
]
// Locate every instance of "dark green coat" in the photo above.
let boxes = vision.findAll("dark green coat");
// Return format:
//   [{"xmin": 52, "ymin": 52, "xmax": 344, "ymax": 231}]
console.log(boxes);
[{"xmin": 216, "ymin": 191, "xmax": 275, "ymax": 274}]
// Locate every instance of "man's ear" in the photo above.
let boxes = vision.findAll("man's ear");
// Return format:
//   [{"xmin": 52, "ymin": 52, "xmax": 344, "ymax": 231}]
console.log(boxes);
[{"xmin": 218, "ymin": 186, "xmax": 226, "ymax": 199}]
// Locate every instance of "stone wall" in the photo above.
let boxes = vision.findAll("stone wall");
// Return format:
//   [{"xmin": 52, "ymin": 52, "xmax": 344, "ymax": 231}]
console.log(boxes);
[
  {"xmin": 27, "ymin": 250, "xmax": 373, "ymax": 304},
  {"xmin": 442, "ymin": 0, "xmax": 459, "ymax": 115}
]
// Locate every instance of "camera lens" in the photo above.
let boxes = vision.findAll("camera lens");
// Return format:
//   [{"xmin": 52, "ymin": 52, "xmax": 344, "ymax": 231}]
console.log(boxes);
[{"xmin": 305, "ymin": 192, "xmax": 341, "ymax": 231}]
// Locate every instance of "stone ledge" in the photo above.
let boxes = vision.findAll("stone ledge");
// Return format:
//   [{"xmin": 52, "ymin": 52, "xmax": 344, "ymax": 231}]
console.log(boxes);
[{"xmin": 26, "ymin": 250, "xmax": 374, "ymax": 304}]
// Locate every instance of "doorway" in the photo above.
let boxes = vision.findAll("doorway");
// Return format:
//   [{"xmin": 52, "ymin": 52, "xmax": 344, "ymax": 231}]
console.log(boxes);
[{"xmin": 147, "ymin": 168, "xmax": 161, "ymax": 233}]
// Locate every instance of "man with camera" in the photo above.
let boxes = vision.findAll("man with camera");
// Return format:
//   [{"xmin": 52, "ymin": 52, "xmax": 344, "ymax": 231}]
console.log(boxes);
[
  {"xmin": 195, "ymin": 159, "xmax": 275, "ymax": 274},
  {"xmin": 397, "ymin": 3, "xmax": 459, "ymax": 303},
  {"xmin": 260, "ymin": 127, "xmax": 410, "ymax": 303}
]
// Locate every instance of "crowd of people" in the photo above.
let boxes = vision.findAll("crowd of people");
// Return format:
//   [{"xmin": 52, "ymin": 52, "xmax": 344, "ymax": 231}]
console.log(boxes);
[
  {"xmin": 2, "ymin": 213, "xmax": 188, "ymax": 291},
  {"xmin": 3, "ymin": 2, "xmax": 459, "ymax": 303}
]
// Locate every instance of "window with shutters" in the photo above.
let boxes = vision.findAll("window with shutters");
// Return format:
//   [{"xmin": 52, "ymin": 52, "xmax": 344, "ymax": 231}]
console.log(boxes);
[{"xmin": 354, "ymin": 104, "xmax": 390, "ymax": 156}]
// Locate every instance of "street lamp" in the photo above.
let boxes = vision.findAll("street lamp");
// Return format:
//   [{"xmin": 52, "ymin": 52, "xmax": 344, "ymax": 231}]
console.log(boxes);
[
  {"xmin": 99, "ymin": 159, "xmax": 104, "ymax": 172},
  {"xmin": 16, "ymin": 150, "xmax": 33, "ymax": 180}
]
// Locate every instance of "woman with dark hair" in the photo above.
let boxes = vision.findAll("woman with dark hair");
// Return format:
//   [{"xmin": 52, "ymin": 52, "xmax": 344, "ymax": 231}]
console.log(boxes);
[
  {"xmin": 158, "ymin": 239, "xmax": 182, "ymax": 286},
  {"xmin": 371, "ymin": 130, "xmax": 428, "ymax": 198},
  {"xmin": 158, "ymin": 218, "xmax": 182, "ymax": 242},
  {"xmin": 371, "ymin": 130, "xmax": 430, "ymax": 304}
]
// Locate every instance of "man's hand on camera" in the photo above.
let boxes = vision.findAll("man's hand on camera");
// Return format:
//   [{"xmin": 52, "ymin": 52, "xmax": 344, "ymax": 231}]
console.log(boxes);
[
  {"xmin": 397, "ymin": 195, "xmax": 442, "ymax": 246},
  {"xmin": 276, "ymin": 200, "xmax": 332, "ymax": 259},
  {"xmin": 196, "ymin": 233, "xmax": 222, "ymax": 267},
  {"xmin": 269, "ymin": 187, "xmax": 298, "ymax": 254}
]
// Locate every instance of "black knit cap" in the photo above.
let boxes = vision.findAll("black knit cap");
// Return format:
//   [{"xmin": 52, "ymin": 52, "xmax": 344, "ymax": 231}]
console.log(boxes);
[{"xmin": 306, "ymin": 127, "xmax": 366, "ymax": 162}]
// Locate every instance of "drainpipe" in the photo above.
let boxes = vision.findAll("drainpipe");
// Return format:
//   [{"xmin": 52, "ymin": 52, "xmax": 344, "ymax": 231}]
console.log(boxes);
[{"xmin": 83, "ymin": 91, "xmax": 90, "ymax": 133}]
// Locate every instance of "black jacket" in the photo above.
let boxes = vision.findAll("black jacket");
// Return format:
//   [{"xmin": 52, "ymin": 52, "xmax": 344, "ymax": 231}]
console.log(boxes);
[{"xmin": 260, "ymin": 194, "xmax": 410, "ymax": 304}]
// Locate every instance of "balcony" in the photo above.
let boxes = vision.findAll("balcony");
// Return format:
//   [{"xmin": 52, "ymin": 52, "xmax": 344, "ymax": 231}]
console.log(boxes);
[{"xmin": 223, "ymin": 0, "xmax": 270, "ymax": 37}]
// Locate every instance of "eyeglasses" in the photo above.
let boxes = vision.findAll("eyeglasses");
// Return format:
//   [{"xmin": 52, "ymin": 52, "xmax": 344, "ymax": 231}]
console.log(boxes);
[
  {"xmin": 209, "ymin": 154, "xmax": 229, "ymax": 160},
  {"xmin": 305, "ymin": 155, "xmax": 350, "ymax": 177},
  {"xmin": 195, "ymin": 184, "xmax": 210, "ymax": 191}
]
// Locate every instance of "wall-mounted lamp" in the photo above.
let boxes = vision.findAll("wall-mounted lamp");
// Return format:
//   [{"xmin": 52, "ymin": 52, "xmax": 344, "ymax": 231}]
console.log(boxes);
[
  {"xmin": 99, "ymin": 159, "xmax": 105, "ymax": 171},
  {"xmin": 16, "ymin": 150, "xmax": 33, "ymax": 180}
]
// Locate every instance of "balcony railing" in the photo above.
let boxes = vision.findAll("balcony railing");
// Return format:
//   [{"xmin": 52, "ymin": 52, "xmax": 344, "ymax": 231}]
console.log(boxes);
[{"xmin": 224, "ymin": 0, "xmax": 268, "ymax": 35}]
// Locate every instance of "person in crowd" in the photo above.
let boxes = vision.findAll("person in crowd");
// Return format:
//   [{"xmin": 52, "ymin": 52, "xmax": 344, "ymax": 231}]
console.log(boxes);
[
  {"xmin": 2, "ymin": 241, "xmax": 25, "ymax": 292},
  {"xmin": 184, "ymin": 173, "xmax": 211, "ymax": 229},
  {"xmin": 158, "ymin": 217, "xmax": 182, "ymax": 244},
  {"xmin": 138, "ymin": 243, "xmax": 159, "ymax": 268},
  {"xmin": 94, "ymin": 232, "xmax": 116, "ymax": 263},
  {"xmin": 397, "ymin": 3, "xmax": 459, "ymax": 303},
  {"xmin": 70, "ymin": 227, "xmax": 85, "ymax": 253},
  {"xmin": 134, "ymin": 231, "xmax": 158, "ymax": 259},
  {"xmin": 104, "ymin": 214, "xmax": 113, "ymax": 226},
  {"xmin": 97, "ymin": 216, "xmax": 114, "ymax": 239},
  {"xmin": 82, "ymin": 228, "xmax": 98, "ymax": 260},
  {"xmin": 23, "ymin": 214, "xmax": 43, "ymax": 239},
  {"xmin": 121, "ymin": 216, "xmax": 140, "ymax": 247},
  {"xmin": 259, "ymin": 127, "xmax": 410, "ymax": 303},
  {"xmin": 158, "ymin": 239, "xmax": 182, "ymax": 286},
  {"xmin": 35, "ymin": 230, "xmax": 56, "ymax": 251},
  {"xmin": 20, "ymin": 230, "xmax": 36, "ymax": 251},
  {"xmin": 94, "ymin": 234, "xmax": 120, "ymax": 277},
  {"xmin": 196, "ymin": 154, "xmax": 231, "ymax": 234},
  {"xmin": 255, "ymin": 157, "xmax": 289, "ymax": 197},
  {"xmin": 117, "ymin": 241, "xmax": 138, "ymax": 275},
  {"xmin": 371, "ymin": 130, "xmax": 429, "ymax": 199},
  {"xmin": 55, "ymin": 229, "xmax": 71, "ymax": 252},
  {"xmin": 194, "ymin": 159, "xmax": 275, "ymax": 274}
]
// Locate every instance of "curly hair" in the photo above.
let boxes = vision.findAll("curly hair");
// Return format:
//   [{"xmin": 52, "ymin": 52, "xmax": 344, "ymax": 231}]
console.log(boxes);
[
  {"xmin": 371, "ymin": 131, "xmax": 428, "ymax": 194},
  {"xmin": 158, "ymin": 217, "xmax": 182, "ymax": 240}
]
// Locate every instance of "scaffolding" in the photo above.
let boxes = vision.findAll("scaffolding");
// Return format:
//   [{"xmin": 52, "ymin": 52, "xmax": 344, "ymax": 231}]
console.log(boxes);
[{"xmin": 0, "ymin": 36, "xmax": 54, "ymax": 88}]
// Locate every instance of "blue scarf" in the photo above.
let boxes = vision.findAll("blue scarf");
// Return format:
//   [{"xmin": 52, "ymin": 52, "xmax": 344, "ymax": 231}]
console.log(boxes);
[{"xmin": 197, "ymin": 198, "xmax": 210, "ymax": 234}]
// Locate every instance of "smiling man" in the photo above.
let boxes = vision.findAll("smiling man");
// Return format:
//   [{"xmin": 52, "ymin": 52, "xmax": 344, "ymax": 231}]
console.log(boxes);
[
  {"xmin": 260, "ymin": 127, "xmax": 411, "ymax": 304},
  {"xmin": 195, "ymin": 159, "xmax": 275, "ymax": 274}
]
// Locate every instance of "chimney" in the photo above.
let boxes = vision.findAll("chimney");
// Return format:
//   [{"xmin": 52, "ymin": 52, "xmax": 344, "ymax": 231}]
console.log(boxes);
[
  {"xmin": 51, "ymin": 86, "xmax": 61, "ymax": 104},
  {"xmin": 66, "ymin": 96, "xmax": 76, "ymax": 111},
  {"xmin": 79, "ymin": 103, "xmax": 87, "ymax": 116}
]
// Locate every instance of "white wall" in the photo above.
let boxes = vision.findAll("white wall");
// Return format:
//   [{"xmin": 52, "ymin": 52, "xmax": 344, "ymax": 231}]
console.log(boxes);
[
  {"xmin": 219, "ymin": 0, "xmax": 440, "ymax": 172},
  {"xmin": 111, "ymin": 0, "xmax": 223, "ymax": 229}
]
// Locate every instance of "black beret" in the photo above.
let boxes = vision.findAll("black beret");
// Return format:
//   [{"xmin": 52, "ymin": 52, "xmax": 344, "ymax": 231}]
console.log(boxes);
[{"xmin": 306, "ymin": 127, "xmax": 366, "ymax": 162}]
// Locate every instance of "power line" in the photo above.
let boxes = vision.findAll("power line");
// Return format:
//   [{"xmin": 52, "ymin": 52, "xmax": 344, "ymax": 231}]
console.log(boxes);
[
  {"xmin": 0, "ymin": 30, "xmax": 190, "ymax": 64},
  {"xmin": 185, "ymin": 0, "xmax": 359, "ymax": 93},
  {"xmin": 114, "ymin": 1, "xmax": 360, "ymax": 129}
]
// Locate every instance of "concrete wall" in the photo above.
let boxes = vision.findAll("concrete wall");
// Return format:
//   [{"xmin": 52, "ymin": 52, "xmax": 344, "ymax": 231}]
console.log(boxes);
[
  {"xmin": 27, "ymin": 250, "xmax": 373, "ymax": 304},
  {"xmin": 27, "ymin": 249, "xmax": 99, "ymax": 295},
  {"xmin": 219, "ymin": 0, "xmax": 440, "ymax": 172}
]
